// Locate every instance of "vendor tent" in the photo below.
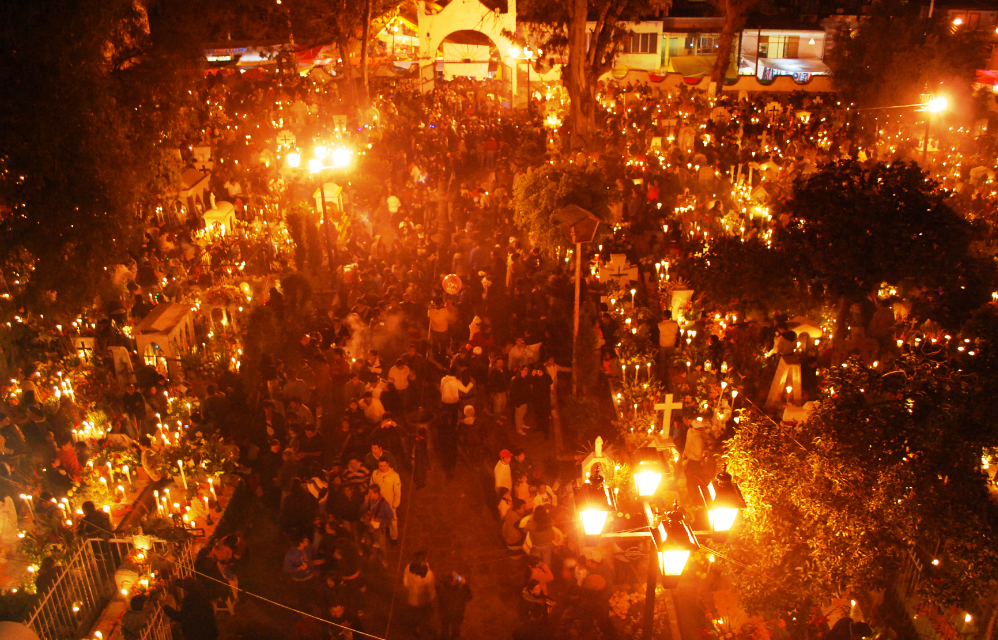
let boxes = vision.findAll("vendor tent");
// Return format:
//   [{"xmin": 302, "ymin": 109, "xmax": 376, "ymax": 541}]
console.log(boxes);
[
  {"xmin": 204, "ymin": 201, "xmax": 236, "ymax": 235},
  {"xmin": 133, "ymin": 303, "xmax": 195, "ymax": 380}
]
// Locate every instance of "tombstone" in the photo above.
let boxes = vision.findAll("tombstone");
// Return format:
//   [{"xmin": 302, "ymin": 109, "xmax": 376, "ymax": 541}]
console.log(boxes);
[
  {"xmin": 764, "ymin": 102, "xmax": 783, "ymax": 116},
  {"xmin": 580, "ymin": 436, "xmax": 615, "ymax": 484},
  {"xmin": 108, "ymin": 346, "xmax": 134, "ymax": 385},
  {"xmin": 192, "ymin": 146, "xmax": 213, "ymax": 172},
  {"xmin": 669, "ymin": 289, "xmax": 694, "ymax": 321},
  {"xmin": 782, "ymin": 400, "xmax": 817, "ymax": 424},
  {"xmin": 650, "ymin": 136, "xmax": 663, "ymax": 152},
  {"xmin": 765, "ymin": 355, "xmax": 803, "ymax": 409},
  {"xmin": 332, "ymin": 115, "xmax": 348, "ymax": 131},
  {"xmin": 599, "ymin": 254, "xmax": 639, "ymax": 285},
  {"xmin": 654, "ymin": 394, "xmax": 684, "ymax": 434},
  {"xmin": 276, "ymin": 130, "xmax": 296, "ymax": 147},
  {"xmin": 73, "ymin": 337, "xmax": 96, "ymax": 365},
  {"xmin": 677, "ymin": 125, "xmax": 696, "ymax": 151},
  {"xmin": 710, "ymin": 107, "xmax": 731, "ymax": 123}
]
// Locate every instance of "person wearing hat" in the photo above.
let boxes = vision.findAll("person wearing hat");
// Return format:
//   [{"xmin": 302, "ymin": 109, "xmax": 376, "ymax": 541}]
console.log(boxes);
[{"xmin": 494, "ymin": 449, "xmax": 513, "ymax": 498}]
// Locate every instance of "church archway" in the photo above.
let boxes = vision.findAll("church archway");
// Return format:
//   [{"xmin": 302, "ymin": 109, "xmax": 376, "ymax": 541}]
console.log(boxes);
[{"xmin": 417, "ymin": 0, "xmax": 517, "ymax": 95}]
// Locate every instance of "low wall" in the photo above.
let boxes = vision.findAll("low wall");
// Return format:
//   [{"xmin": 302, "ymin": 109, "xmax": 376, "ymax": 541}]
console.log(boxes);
[{"xmin": 602, "ymin": 69, "xmax": 837, "ymax": 93}]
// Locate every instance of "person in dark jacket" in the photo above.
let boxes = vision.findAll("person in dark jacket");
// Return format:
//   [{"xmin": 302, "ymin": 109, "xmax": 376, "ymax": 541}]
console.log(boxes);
[
  {"xmin": 509, "ymin": 366, "xmax": 532, "ymax": 435},
  {"xmin": 164, "ymin": 577, "xmax": 219, "ymax": 640},
  {"xmin": 437, "ymin": 572, "xmax": 472, "ymax": 640}
]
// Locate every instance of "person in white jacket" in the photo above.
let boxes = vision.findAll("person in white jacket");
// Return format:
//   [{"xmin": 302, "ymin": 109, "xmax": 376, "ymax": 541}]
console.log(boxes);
[
  {"xmin": 371, "ymin": 458, "xmax": 402, "ymax": 542},
  {"xmin": 440, "ymin": 368, "xmax": 473, "ymax": 427},
  {"xmin": 403, "ymin": 552, "xmax": 436, "ymax": 637}
]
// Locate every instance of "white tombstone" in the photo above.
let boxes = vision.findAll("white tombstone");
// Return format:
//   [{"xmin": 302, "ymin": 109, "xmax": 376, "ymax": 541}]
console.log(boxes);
[
  {"xmin": 654, "ymin": 394, "xmax": 684, "ymax": 434},
  {"xmin": 580, "ymin": 436, "xmax": 614, "ymax": 484}
]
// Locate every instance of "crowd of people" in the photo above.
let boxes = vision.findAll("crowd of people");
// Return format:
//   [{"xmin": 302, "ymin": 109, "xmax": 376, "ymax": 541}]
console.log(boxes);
[{"xmin": 3, "ymin": 54, "xmax": 996, "ymax": 639}]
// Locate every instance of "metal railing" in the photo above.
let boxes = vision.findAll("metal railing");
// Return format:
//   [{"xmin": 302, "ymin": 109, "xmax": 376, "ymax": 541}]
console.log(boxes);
[{"xmin": 25, "ymin": 537, "xmax": 195, "ymax": 640}]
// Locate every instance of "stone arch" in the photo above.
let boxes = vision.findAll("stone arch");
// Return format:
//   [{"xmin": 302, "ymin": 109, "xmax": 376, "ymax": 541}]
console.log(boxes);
[{"xmin": 417, "ymin": 0, "xmax": 517, "ymax": 94}]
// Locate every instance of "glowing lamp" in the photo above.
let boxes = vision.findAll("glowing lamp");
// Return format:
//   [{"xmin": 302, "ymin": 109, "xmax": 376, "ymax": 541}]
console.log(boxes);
[
  {"xmin": 575, "ymin": 467, "xmax": 615, "ymax": 536},
  {"xmin": 509, "ymin": 45, "xmax": 522, "ymax": 59},
  {"xmin": 699, "ymin": 471, "xmax": 746, "ymax": 540},
  {"xmin": 314, "ymin": 145, "xmax": 327, "ymax": 160},
  {"xmin": 308, "ymin": 158, "xmax": 323, "ymax": 174},
  {"xmin": 331, "ymin": 147, "xmax": 352, "ymax": 168},
  {"xmin": 287, "ymin": 152, "xmax": 301, "ymax": 168},
  {"xmin": 633, "ymin": 448, "xmax": 665, "ymax": 497},
  {"xmin": 926, "ymin": 96, "xmax": 948, "ymax": 113},
  {"xmin": 652, "ymin": 509, "xmax": 699, "ymax": 588}
]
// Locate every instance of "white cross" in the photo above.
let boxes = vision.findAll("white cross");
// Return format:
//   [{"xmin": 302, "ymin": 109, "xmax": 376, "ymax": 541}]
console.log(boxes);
[{"xmin": 655, "ymin": 394, "xmax": 683, "ymax": 433}]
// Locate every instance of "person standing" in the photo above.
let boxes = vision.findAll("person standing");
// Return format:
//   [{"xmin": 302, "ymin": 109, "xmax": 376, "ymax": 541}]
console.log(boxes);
[
  {"xmin": 282, "ymin": 532, "xmax": 321, "ymax": 608},
  {"xmin": 530, "ymin": 366, "xmax": 553, "ymax": 438},
  {"xmin": 371, "ymin": 458, "xmax": 402, "ymax": 544},
  {"xmin": 403, "ymin": 552, "xmax": 436, "ymax": 639},
  {"xmin": 440, "ymin": 367, "xmax": 473, "ymax": 430},
  {"xmin": 509, "ymin": 366, "xmax": 531, "ymax": 436},
  {"xmin": 657, "ymin": 310, "xmax": 680, "ymax": 386},
  {"xmin": 494, "ymin": 449, "xmax": 512, "ymax": 498},
  {"xmin": 361, "ymin": 485, "xmax": 394, "ymax": 566},
  {"xmin": 428, "ymin": 299, "xmax": 451, "ymax": 362},
  {"xmin": 438, "ymin": 572, "xmax": 472, "ymax": 640},
  {"xmin": 164, "ymin": 577, "xmax": 219, "ymax": 640},
  {"xmin": 487, "ymin": 358, "xmax": 510, "ymax": 423}
]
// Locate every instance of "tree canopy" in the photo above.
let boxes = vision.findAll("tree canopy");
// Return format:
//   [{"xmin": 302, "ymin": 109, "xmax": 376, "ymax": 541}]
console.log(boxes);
[
  {"xmin": 828, "ymin": 0, "xmax": 984, "ymax": 108},
  {"xmin": 511, "ymin": 164, "xmax": 616, "ymax": 251},
  {"xmin": 0, "ymin": 0, "xmax": 203, "ymax": 312},
  {"xmin": 778, "ymin": 160, "xmax": 994, "ymax": 327},
  {"xmin": 726, "ymin": 352, "xmax": 998, "ymax": 621}
]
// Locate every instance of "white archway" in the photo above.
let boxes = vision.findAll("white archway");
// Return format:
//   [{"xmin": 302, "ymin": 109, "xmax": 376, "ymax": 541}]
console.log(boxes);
[{"xmin": 417, "ymin": 0, "xmax": 518, "ymax": 95}]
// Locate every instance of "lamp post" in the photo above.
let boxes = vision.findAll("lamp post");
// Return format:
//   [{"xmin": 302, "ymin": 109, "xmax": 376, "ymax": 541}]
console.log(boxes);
[
  {"xmin": 575, "ymin": 464, "xmax": 615, "ymax": 538},
  {"xmin": 293, "ymin": 145, "xmax": 353, "ymax": 276},
  {"xmin": 921, "ymin": 95, "xmax": 948, "ymax": 166},
  {"xmin": 524, "ymin": 47, "xmax": 534, "ymax": 113},
  {"xmin": 698, "ymin": 470, "xmax": 747, "ymax": 542}
]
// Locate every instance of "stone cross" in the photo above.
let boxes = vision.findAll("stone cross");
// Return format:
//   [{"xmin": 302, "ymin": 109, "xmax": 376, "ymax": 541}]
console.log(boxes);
[{"xmin": 655, "ymin": 394, "xmax": 684, "ymax": 433}]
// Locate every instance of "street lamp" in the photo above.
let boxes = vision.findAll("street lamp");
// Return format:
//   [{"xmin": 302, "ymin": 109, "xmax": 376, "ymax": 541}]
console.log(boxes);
[
  {"xmin": 652, "ymin": 508, "xmax": 700, "ymax": 589},
  {"xmin": 287, "ymin": 152, "xmax": 301, "ymax": 168},
  {"xmin": 699, "ymin": 471, "xmax": 746, "ymax": 541},
  {"xmin": 523, "ymin": 47, "xmax": 535, "ymax": 113},
  {"xmin": 331, "ymin": 146, "xmax": 353, "ymax": 168},
  {"xmin": 308, "ymin": 158, "xmax": 323, "ymax": 174},
  {"xmin": 633, "ymin": 448, "xmax": 665, "ymax": 497},
  {"xmin": 921, "ymin": 95, "xmax": 948, "ymax": 165},
  {"xmin": 576, "ymin": 465, "xmax": 614, "ymax": 535}
]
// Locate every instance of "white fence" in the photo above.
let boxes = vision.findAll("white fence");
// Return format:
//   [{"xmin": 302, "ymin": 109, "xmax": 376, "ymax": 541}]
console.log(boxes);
[{"xmin": 25, "ymin": 537, "xmax": 195, "ymax": 640}]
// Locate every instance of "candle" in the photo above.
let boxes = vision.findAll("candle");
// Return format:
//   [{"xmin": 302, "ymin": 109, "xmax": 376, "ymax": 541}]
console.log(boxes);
[
  {"xmin": 177, "ymin": 461, "xmax": 187, "ymax": 490},
  {"xmin": 118, "ymin": 485, "xmax": 126, "ymax": 501},
  {"xmin": 731, "ymin": 389, "xmax": 738, "ymax": 412},
  {"xmin": 155, "ymin": 490, "xmax": 163, "ymax": 515},
  {"xmin": 209, "ymin": 477, "xmax": 217, "ymax": 503},
  {"xmin": 646, "ymin": 363, "xmax": 651, "ymax": 381},
  {"xmin": 122, "ymin": 466, "xmax": 131, "ymax": 489},
  {"xmin": 20, "ymin": 494, "xmax": 34, "ymax": 517},
  {"xmin": 107, "ymin": 462, "xmax": 115, "ymax": 484},
  {"xmin": 634, "ymin": 364, "xmax": 639, "ymax": 384},
  {"xmin": 621, "ymin": 364, "xmax": 626, "ymax": 379},
  {"xmin": 203, "ymin": 495, "xmax": 210, "ymax": 514},
  {"xmin": 630, "ymin": 288, "xmax": 637, "ymax": 307}
]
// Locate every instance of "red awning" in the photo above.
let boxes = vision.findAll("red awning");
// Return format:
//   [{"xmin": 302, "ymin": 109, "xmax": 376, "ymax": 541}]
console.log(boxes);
[{"xmin": 976, "ymin": 69, "xmax": 998, "ymax": 87}]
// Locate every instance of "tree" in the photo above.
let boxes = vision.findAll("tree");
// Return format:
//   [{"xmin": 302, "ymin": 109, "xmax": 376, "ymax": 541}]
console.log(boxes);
[
  {"xmin": 511, "ymin": 164, "xmax": 616, "ymax": 252},
  {"xmin": 725, "ymin": 352, "xmax": 998, "ymax": 624},
  {"xmin": 779, "ymin": 160, "xmax": 994, "ymax": 332},
  {"xmin": 828, "ymin": 0, "xmax": 984, "ymax": 108},
  {"xmin": 707, "ymin": 0, "xmax": 759, "ymax": 94},
  {"xmin": 0, "ymin": 0, "xmax": 202, "ymax": 313},
  {"xmin": 685, "ymin": 236, "xmax": 803, "ymax": 312},
  {"xmin": 518, "ymin": 0, "xmax": 648, "ymax": 148}
]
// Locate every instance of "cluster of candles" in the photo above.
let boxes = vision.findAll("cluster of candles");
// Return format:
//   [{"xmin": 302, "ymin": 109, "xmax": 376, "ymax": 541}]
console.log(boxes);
[
  {"xmin": 71, "ymin": 420, "xmax": 106, "ymax": 443},
  {"xmin": 154, "ymin": 477, "xmax": 218, "ymax": 528},
  {"xmin": 52, "ymin": 371, "xmax": 76, "ymax": 402}
]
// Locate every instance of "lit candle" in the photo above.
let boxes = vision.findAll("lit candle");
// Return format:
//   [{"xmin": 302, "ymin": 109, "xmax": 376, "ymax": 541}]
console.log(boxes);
[
  {"xmin": 118, "ymin": 485, "xmax": 126, "ymax": 501},
  {"xmin": 634, "ymin": 364, "xmax": 639, "ymax": 384},
  {"xmin": 178, "ymin": 461, "xmax": 188, "ymax": 490},
  {"xmin": 203, "ymin": 495, "xmax": 210, "ymax": 514},
  {"xmin": 209, "ymin": 477, "xmax": 217, "ymax": 503},
  {"xmin": 155, "ymin": 490, "xmax": 163, "ymax": 515},
  {"xmin": 646, "ymin": 363, "xmax": 651, "ymax": 380},
  {"xmin": 122, "ymin": 466, "xmax": 131, "ymax": 490},
  {"xmin": 107, "ymin": 462, "xmax": 115, "ymax": 484}
]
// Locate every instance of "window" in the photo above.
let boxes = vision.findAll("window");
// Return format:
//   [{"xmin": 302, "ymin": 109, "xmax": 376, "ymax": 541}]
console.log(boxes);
[
  {"xmin": 697, "ymin": 35, "xmax": 719, "ymax": 55},
  {"xmin": 758, "ymin": 35, "xmax": 800, "ymax": 59},
  {"xmin": 626, "ymin": 32, "xmax": 657, "ymax": 54}
]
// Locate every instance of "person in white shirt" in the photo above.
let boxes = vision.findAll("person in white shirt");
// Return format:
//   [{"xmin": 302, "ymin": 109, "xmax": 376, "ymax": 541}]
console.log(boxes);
[
  {"xmin": 387, "ymin": 194, "xmax": 401, "ymax": 215},
  {"xmin": 494, "ymin": 449, "xmax": 512, "ymax": 498},
  {"xmin": 507, "ymin": 337, "xmax": 532, "ymax": 372},
  {"xmin": 427, "ymin": 301, "xmax": 450, "ymax": 361},
  {"xmin": 372, "ymin": 458, "xmax": 402, "ymax": 541},
  {"xmin": 388, "ymin": 359, "xmax": 412, "ymax": 391},
  {"xmin": 403, "ymin": 553, "xmax": 436, "ymax": 637},
  {"xmin": 440, "ymin": 369, "xmax": 473, "ymax": 428}
]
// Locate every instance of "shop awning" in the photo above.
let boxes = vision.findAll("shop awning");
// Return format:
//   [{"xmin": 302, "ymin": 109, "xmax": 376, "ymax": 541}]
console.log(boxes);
[
  {"xmin": 669, "ymin": 55, "xmax": 715, "ymax": 78},
  {"xmin": 742, "ymin": 55, "xmax": 830, "ymax": 75}
]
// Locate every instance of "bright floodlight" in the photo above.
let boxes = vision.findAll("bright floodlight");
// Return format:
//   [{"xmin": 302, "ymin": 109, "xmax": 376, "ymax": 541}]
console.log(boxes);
[
  {"xmin": 953, "ymin": 17, "xmax": 963, "ymax": 25},
  {"xmin": 287, "ymin": 152, "xmax": 301, "ymax": 168},
  {"xmin": 509, "ymin": 45, "xmax": 522, "ymax": 59},
  {"xmin": 308, "ymin": 158, "xmax": 323, "ymax": 174},
  {"xmin": 926, "ymin": 96, "xmax": 948, "ymax": 113},
  {"xmin": 314, "ymin": 146, "xmax": 327, "ymax": 160},
  {"xmin": 331, "ymin": 147, "xmax": 352, "ymax": 168}
]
